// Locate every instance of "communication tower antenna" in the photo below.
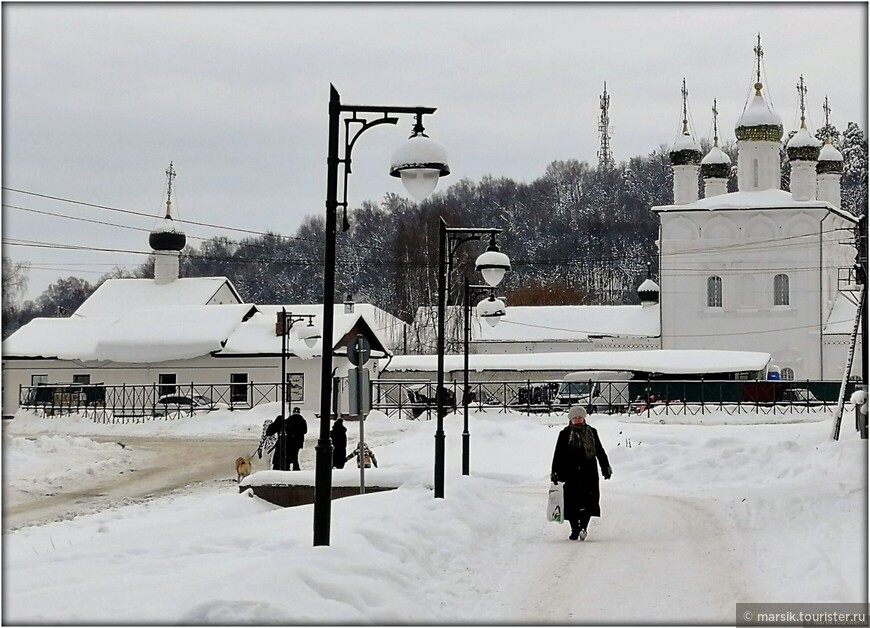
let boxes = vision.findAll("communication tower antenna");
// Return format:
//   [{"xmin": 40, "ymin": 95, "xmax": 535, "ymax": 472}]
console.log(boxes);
[{"xmin": 597, "ymin": 82, "xmax": 614, "ymax": 170}]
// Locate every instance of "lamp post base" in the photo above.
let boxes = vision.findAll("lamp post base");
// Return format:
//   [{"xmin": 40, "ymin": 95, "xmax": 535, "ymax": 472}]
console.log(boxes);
[
  {"xmin": 312, "ymin": 438, "xmax": 334, "ymax": 546},
  {"xmin": 462, "ymin": 431, "xmax": 470, "ymax": 476},
  {"xmin": 434, "ymin": 430, "xmax": 445, "ymax": 498}
]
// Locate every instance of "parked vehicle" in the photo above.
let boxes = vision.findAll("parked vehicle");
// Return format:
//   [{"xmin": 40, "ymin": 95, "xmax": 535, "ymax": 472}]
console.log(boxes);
[
  {"xmin": 556, "ymin": 371, "xmax": 632, "ymax": 413},
  {"xmin": 778, "ymin": 387, "xmax": 822, "ymax": 405},
  {"xmin": 154, "ymin": 394, "xmax": 222, "ymax": 416}
]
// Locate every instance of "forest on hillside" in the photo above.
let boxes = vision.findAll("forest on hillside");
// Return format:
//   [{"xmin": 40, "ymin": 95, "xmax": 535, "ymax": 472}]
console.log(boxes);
[{"xmin": 3, "ymin": 121, "xmax": 867, "ymax": 341}]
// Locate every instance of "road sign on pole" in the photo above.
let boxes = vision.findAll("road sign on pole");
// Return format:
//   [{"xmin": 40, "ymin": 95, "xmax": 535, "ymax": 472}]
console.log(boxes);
[{"xmin": 348, "ymin": 335, "xmax": 371, "ymax": 366}]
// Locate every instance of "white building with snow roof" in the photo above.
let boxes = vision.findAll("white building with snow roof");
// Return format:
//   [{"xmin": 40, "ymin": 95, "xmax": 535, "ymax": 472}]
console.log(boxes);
[
  {"xmin": 1, "ymin": 174, "xmax": 403, "ymax": 419},
  {"xmin": 654, "ymin": 45, "xmax": 861, "ymax": 381}
]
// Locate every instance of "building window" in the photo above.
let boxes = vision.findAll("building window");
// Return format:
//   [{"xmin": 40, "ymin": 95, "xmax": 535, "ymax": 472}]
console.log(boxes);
[
  {"xmin": 781, "ymin": 367, "xmax": 795, "ymax": 381},
  {"xmin": 158, "ymin": 373, "xmax": 177, "ymax": 398},
  {"xmin": 753, "ymin": 159, "xmax": 759, "ymax": 188},
  {"xmin": 73, "ymin": 374, "xmax": 91, "ymax": 385},
  {"xmin": 230, "ymin": 373, "xmax": 248, "ymax": 403},
  {"xmin": 774, "ymin": 274, "xmax": 790, "ymax": 306},
  {"xmin": 31, "ymin": 374, "xmax": 48, "ymax": 386},
  {"xmin": 707, "ymin": 276, "xmax": 723, "ymax": 308}
]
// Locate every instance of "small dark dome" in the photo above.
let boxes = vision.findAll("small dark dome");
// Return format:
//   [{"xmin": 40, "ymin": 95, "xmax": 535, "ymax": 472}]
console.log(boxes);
[
  {"xmin": 817, "ymin": 142, "xmax": 844, "ymax": 174},
  {"xmin": 786, "ymin": 127, "xmax": 822, "ymax": 162},
  {"xmin": 637, "ymin": 277, "xmax": 660, "ymax": 303},
  {"xmin": 149, "ymin": 216, "xmax": 186, "ymax": 251},
  {"xmin": 669, "ymin": 132, "xmax": 702, "ymax": 166}
]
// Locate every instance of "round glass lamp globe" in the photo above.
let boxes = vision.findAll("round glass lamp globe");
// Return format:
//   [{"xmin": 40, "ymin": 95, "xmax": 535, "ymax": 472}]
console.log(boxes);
[
  {"xmin": 475, "ymin": 249, "xmax": 511, "ymax": 287},
  {"xmin": 400, "ymin": 168, "xmax": 440, "ymax": 202}
]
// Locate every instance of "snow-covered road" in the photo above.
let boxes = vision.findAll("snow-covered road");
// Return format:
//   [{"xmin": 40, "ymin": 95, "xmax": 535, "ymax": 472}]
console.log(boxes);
[
  {"xmin": 482, "ymin": 485, "xmax": 750, "ymax": 624},
  {"xmin": 2, "ymin": 406, "xmax": 865, "ymax": 624}
]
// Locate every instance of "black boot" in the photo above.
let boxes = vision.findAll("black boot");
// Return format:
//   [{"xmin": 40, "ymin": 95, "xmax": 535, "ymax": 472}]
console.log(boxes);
[{"xmin": 568, "ymin": 521, "xmax": 580, "ymax": 541}]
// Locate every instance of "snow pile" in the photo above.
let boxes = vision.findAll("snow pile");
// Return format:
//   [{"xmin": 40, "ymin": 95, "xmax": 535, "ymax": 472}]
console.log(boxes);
[
  {"xmin": 3, "ymin": 435, "xmax": 138, "ymax": 508},
  {"xmin": 2, "ymin": 407, "xmax": 866, "ymax": 624}
]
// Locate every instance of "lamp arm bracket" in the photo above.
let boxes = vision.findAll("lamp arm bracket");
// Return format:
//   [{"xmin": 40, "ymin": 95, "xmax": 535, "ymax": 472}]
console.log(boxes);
[{"xmin": 344, "ymin": 115, "xmax": 400, "ymax": 173}]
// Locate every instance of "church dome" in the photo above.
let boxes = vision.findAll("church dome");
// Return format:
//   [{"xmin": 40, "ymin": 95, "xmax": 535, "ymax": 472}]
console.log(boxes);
[
  {"xmin": 669, "ymin": 132, "xmax": 702, "ymax": 166},
  {"xmin": 637, "ymin": 277, "xmax": 660, "ymax": 304},
  {"xmin": 735, "ymin": 83, "xmax": 783, "ymax": 142},
  {"xmin": 817, "ymin": 141, "xmax": 844, "ymax": 174},
  {"xmin": 149, "ymin": 216, "xmax": 186, "ymax": 251},
  {"xmin": 786, "ymin": 126, "xmax": 822, "ymax": 162},
  {"xmin": 700, "ymin": 145, "xmax": 732, "ymax": 179}
]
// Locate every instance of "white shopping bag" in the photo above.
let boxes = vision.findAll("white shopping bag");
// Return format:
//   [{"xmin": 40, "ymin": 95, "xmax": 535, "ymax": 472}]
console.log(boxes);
[{"xmin": 546, "ymin": 482, "xmax": 564, "ymax": 524}]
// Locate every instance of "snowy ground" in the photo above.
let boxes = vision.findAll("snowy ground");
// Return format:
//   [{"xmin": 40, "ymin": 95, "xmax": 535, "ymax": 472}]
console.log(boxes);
[{"xmin": 2, "ymin": 404, "xmax": 866, "ymax": 624}]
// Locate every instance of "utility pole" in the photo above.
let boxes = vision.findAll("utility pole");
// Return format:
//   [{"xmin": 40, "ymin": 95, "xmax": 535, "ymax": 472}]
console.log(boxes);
[{"xmin": 597, "ymin": 82, "xmax": 613, "ymax": 170}]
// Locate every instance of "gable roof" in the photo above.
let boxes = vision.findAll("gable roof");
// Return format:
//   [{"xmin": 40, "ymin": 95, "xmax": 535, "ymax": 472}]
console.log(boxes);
[
  {"xmin": 218, "ymin": 305, "xmax": 391, "ymax": 358},
  {"xmin": 74, "ymin": 277, "xmax": 242, "ymax": 318}
]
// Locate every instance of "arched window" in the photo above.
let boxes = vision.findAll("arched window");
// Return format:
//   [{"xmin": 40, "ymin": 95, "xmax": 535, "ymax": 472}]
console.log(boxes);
[
  {"xmin": 774, "ymin": 273, "xmax": 790, "ymax": 306},
  {"xmin": 707, "ymin": 276, "xmax": 723, "ymax": 308},
  {"xmin": 753, "ymin": 159, "xmax": 759, "ymax": 188},
  {"xmin": 781, "ymin": 367, "xmax": 795, "ymax": 381}
]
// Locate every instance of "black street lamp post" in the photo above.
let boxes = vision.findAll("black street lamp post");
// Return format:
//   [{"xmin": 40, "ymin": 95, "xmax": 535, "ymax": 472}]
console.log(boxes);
[
  {"xmin": 435, "ymin": 220, "xmax": 510, "ymax": 498},
  {"xmin": 315, "ymin": 85, "xmax": 449, "ymax": 546},
  {"xmin": 462, "ymin": 279, "xmax": 506, "ymax": 476},
  {"xmin": 277, "ymin": 309, "xmax": 318, "ymax": 471}
]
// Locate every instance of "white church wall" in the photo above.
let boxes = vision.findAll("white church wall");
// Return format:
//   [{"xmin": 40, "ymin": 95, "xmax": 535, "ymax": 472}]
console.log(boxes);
[{"xmin": 660, "ymin": 208, "xmax": 826, "ymax": 379}]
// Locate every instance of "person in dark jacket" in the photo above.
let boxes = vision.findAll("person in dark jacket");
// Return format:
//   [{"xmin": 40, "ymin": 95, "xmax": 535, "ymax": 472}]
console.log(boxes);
[
  {"xmin": 550, "ymin": 405, "xmax": 612, "ymax": 541},
  {"xmin": 331, "ymin": 418, "xmax": 348, "ymax": 469},
  {"xmin": 265, "ymin": 408, "xmax": 308, "ymax": 471},
  {"xmin": 285, "ymin": 407, "xmax": 308, "ymax": 470},
  {"xmin": 265, "ymin": 414, "xmax": 289, "ymax": 470}
]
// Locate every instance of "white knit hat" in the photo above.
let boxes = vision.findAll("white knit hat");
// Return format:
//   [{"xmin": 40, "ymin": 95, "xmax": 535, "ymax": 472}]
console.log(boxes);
[{"xmin": 568, "ymin": 406, "xmax": 587, "ymax": 420}]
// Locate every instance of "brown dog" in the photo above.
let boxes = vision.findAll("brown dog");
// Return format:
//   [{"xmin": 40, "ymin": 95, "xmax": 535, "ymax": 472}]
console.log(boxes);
[{"xmin": 235, "ymin": 455, "xmax": 253, "ymax": 483}]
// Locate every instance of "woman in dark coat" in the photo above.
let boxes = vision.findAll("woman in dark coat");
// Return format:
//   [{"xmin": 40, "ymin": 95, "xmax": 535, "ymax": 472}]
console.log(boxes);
[
  {"xmin": 265, "ymin": 414, "xmax": 289, "ymax": 471},
  {"xmin": 551, "ymin": 405, "xmax": 612, "ymax": 541},
  {"xmin": 331, "ymin": 418, "xmax": 348, "ymax": 469}
]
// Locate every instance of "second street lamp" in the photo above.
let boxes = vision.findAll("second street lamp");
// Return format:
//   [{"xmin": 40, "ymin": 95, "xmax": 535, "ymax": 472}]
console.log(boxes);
[
  {"xmin": 435, "ymin": 219, "xmax": 511, "ymax": 498},
  {"xmin": 462, "ymin": 279, "xmax": 506, "ymax": 476},
  {"xmin": 315, "ymin": 85, "xmax": 449, "ymax": 546}
]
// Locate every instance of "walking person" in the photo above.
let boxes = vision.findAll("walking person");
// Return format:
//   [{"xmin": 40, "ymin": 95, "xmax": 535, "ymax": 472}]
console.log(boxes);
[
  {"xmin": 550, "ymin": 406, "xmax": 612, "ymax": 541},
  {"xmin": 331, "ymin": 418, "xmax": 348, "ymax": 469},
  {"xmin": 264, "ymin": 414, "xmax": 289, "ymax": 471},
  {"xmin": 286, "ymin": 407, "xmax": 308, "ymax": 471}
]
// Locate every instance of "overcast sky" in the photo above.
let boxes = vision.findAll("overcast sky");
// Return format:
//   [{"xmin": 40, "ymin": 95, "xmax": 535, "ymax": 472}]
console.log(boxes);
[{"xmin": 3, "ymin": 2, "xmax": 867, "ymax": 300}]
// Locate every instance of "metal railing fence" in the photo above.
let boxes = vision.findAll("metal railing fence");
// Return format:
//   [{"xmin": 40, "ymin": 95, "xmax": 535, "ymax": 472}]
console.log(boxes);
[
  {"xmin": 17, "ymin": 377, "xmax": 859, "ymax": 423},
  {"xmin": 371, "ymin": 378, "xmax": 859, "ymax": 419}
]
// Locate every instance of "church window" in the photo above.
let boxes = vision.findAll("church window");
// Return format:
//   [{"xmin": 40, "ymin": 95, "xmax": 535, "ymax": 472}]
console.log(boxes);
[
  {"xmin": 781, "ymin": 367, "xmax": 795, "ymax": 381},
  {"xmin": 707, "ymin": 276, "xmax": 723, "ymax": 308},
  {"xmin": 774, "ymin": 274, "xmax": 790, "ymax": 306}
]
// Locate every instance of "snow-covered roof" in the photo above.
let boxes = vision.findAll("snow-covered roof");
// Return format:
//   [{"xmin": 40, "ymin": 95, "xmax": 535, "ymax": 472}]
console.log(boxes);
[
  {"xmin": 471, "ymin": 304, "xmax": 660, "ymax": 342},
  {"xmin": 824, "ymin": 292, "xmax": 860, "ymax": 335},
  {"xmin": 637, "ymin": 278, "xmax": 659, "ymax": 293},
  {"xmin": 219, "ymin": 304, "xmax": 393, "ymax": 357},
  {"xmin": 701, "ymin": 145, "xmax": 731, "ymax": 165},
  {"xmin": 652, "ymin": 189, "xmax": 859, "ymax": 223},
  {"xmin": 96, "ymin": 305, "xmax": 256, "ymax": 363},
  {"xmin": 3, "ymin": 304, "xmax": 256, "ymax": 362},
  {"xmin": 75, "ymin": 278, "xmax": 241, "ymax": 318},
  {"xmin": 653, "ymin": 189, "xmax": 829, "ymax": 212},
  {"xmin": 385, "ymin": 349, "xmax": 771, "ymax": 375}
]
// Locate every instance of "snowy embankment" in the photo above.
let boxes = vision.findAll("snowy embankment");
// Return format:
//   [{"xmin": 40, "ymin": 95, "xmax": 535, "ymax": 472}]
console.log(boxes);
[{"xmin": 2, "ymin": 406, "xmax": 866, "ymax": 624}]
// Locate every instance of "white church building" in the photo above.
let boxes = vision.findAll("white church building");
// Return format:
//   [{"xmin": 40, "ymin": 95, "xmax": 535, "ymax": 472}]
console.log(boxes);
[{"xmin": 655, "ymin": 54, "xmax": 862, "ymax": 380}]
